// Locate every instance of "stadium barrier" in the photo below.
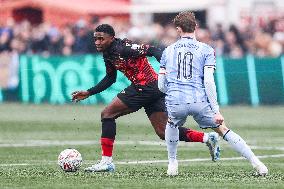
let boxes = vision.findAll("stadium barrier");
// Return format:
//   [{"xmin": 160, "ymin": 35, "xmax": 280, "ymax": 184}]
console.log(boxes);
[{"xmin": 1, "ymin": 54, "xmax": 283, "ymax": 105}]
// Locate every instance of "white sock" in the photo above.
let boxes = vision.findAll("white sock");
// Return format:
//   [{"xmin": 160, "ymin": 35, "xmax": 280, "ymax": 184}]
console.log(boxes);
[
  {"xmin": 224, "ymin": 130, "xmax": 261, "ymax": 167},
  {"xmin": 102, "ymin": 156, "xmax": 112, "ymax": 163},
  {"xmin": 165, "ymin": 123, "xmax": 179, "ymax": 163},
  {"xmin": 203, "ymin": 133, "xmax": 209, "ymax": 143}
]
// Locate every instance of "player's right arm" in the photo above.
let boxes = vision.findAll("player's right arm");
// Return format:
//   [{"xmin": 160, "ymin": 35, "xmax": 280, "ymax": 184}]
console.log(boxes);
[
  {"xmin": 72, "ymin": 60, "xmax": 117, "ymax": 102},
  {"xmin": 158, "ymin": 49, "xmax": 168, "ymax": 93}
]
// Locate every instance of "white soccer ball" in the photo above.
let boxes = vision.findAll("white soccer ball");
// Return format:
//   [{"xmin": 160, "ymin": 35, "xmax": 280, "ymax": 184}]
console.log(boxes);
[{"xmin": 58, "ymin": 148, "xmax": 82, "ymax": 172}]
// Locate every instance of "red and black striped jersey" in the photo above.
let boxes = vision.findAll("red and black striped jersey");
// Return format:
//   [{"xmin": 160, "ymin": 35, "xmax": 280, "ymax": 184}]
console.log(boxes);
[{"xmin": 103, "ymin": 38, "xmax": 158, "ymax": 86}]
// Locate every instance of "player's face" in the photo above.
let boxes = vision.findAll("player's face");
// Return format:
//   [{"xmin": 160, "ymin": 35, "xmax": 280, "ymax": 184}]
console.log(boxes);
[{"xmin": 94, "ymin": 32, "xmax": 114, "ymax": 52}]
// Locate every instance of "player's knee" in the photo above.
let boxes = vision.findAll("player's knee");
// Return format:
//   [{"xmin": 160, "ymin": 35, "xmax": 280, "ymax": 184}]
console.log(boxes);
[
  {"xmin": 213, "ymin": 124, "xmax": 229, "ymax": 137},
  {"xmin": 101, "ymin": 109, "xmax": 115, "ymax": 119}
]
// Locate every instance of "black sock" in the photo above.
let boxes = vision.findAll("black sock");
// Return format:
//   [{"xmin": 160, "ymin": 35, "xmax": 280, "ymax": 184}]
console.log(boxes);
[
  {"xmin": 101, "ymin": 118, "xmax": 116, "ymax": 139},
  {"xmin": 178, "ymin": 126, "xmax": 190, "ymax": 142}
]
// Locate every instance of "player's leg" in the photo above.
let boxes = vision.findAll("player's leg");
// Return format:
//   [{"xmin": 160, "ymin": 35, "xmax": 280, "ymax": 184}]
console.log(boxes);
[
  {"xmin": 212, "ymin": 123, "xmax": 268, "ymax": 176},
  {"xmin": 145, "ymin": 96, "xmax": 215, "ymax": 143},
  {"xmin": 100, "ymin": 96, "xmax": 136, "ymax": 157},
  {"xmin": 85, "ymin": 97, "xmax": 137, "ymax": 172},
  {"xmin": 147, "ymin": 111, "xmax": 180, "ymax": 175},
  {"xmin": 145, "ymin": 96, "xmax": 220, "ymax": 162},
  {"xmin": 193, "ymin": 102, "xmax": 267, "ymax": 175},
  {"xmin": 165, "ymin": 121, "xmax": 179, "ymax": 176},
  {"xmin": 164, "ymin": 103, "xmax": 189, "ymax": 176},
  {"xmin": 85, "ymin": 86, "xmax": 141, "ymax": 172},
  {"xmin": 191, "ymin": 102, "xmax": 223, "ymax": 161}
]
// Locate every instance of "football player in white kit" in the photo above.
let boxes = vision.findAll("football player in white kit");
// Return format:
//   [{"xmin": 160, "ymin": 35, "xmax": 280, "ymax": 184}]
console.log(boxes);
[{"xmin": 158, "ymin": 11, "xmax": 268, "ymax": 176}]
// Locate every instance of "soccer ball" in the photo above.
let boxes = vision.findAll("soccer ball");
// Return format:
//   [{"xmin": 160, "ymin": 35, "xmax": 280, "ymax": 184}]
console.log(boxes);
[{"xmin": 58, "ymin": 148, "xmax": 82, "ymax": 172}]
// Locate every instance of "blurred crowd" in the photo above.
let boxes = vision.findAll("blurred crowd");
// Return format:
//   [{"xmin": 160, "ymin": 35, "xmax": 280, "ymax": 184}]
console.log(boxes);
[{"xmin": 0, "ymin": 15, "xmax": 283, "ymax": 58}]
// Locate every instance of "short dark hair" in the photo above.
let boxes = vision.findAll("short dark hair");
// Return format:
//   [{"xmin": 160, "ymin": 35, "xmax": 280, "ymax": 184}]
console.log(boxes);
[
  {"xmin": 95, "ymin": 24, "xmax": 115, "ymax": 36},
  {"xmin": 173, "ymin": 11, "xmax": 197, "ymax": 33}
]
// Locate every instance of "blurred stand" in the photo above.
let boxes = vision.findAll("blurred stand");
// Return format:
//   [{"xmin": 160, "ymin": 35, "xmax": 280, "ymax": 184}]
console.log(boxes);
[
  {"xmin": 0, "ymin": 51, "xmax": 19, "ymax": 101},
  {"xmin": 0, "ymin": 0, "xmax": 283, "ymax": 103}
]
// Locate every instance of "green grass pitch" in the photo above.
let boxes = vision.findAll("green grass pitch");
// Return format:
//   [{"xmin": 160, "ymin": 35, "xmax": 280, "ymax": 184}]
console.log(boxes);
[{"xmin": 0, "ymin": 103, "xmax": 283, "ymax": 188}]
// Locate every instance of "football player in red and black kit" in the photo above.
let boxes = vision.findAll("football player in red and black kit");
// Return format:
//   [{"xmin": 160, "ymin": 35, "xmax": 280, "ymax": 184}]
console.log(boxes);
[{"xmin": 72, "ymin": 24, "xmax": 220, "ymax": 172}]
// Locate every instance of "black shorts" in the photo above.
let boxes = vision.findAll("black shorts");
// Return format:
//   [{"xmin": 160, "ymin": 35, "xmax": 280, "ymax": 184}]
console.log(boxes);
[{"xmin": 117, "ymin": 81, "xmax": 166, "ymax": 117}]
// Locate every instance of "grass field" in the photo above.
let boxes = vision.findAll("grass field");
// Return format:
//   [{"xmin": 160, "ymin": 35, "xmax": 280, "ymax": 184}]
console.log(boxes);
[{"xmin": 0, "ymin": 103, "xmax": 283, "ymax": 189}]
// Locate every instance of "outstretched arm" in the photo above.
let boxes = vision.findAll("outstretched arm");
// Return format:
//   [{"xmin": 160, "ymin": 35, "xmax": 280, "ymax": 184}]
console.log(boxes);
[
  {"xmin": 87, "ymin": 71, "xmax": 117, "ymax": 95},
  {"xmin": 72, "ymin": 62, "xmax": 117, "ymax": 102}
]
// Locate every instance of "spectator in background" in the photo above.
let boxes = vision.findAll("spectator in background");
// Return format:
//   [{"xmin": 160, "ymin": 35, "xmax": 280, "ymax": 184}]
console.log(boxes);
[
  {"xmin": 47, "ymin": 27, "xmax": 63, "ymax": 55},
  {"xmin": 73, "ymin": 20, "xmax": 90, "ymax": 54},
  {"xmin": 0, "ymin": 15, "xmax": 283, "ymax": 57},
  {"xmin": 212, "ymin": 23, "xmax": 225, "ymax": 41},
  {"xmin": 30, "ymin": 24, "xmax": 49, "ymax": 55},
  {"xmin": 0, "ymin": 29, "xmax": 11, "ymax": 52},
  {"xmin": 229, "ymin": 25, "xmax": 247, "ymax": 54},
  {"xmin": 223, "ymin": 31, "xmax": 244, "ymax": 58},
  {"xmin": 62, "ymin": 26, "xmax": 75, "ymax": 56}
]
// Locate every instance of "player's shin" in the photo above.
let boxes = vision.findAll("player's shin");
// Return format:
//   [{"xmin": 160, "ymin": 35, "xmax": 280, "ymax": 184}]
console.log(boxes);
[
  {"xmin": 165, "ymin": 123, "xmax": 179, "ymax": 163},
  {"xmin": 84, "ymin": 118, "xmax": 116, "ymax": 172},
  {"xmin": 101, "ymin": 118, "xmax": 116, "ymax": 159},
  {"xmin": 179, "ymin": 127, "xmax": 205, "ymax": 142},
  {"xmin": 165, "ymin": 123, "xmax": 179, "ymax": 175},
  {"xmin": 223, "ymin": 130, "xmax": 255, "ymax": 160},
  {"xmin": 223, "ymin": 130, "xmax": 263, "ymax": 167}
]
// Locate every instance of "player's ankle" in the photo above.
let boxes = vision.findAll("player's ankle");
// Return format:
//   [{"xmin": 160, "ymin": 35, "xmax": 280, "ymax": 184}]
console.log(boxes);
[
  {"xmin": 169, "ymin": 158, "xmax": 177, "ymax": 164},
  {"xmin": 203, "ymin": 133, "xmax": 209, "ymax": 143},
  {"xmin": 249, "ymin": 156, "xmax": 262, "ymax": 168},
  {"xmin": 102, "ymin": 156, "xmax": 113, "ymax": 163}
]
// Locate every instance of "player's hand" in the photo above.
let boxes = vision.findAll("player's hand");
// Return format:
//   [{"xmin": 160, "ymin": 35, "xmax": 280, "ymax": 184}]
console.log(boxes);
[
  {"xmin": 71, "ymin": 91, "xmax": 90, "ymax": 103},
  {"xmin": 214, "ymin": 113, "xmax": 224, "ymax": 125}
]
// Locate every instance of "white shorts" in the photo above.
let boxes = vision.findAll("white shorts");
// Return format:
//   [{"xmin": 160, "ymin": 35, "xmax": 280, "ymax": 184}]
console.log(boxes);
[{"xmin": 166, "ymin": 102, "xmax": 220, "ymax": 129}]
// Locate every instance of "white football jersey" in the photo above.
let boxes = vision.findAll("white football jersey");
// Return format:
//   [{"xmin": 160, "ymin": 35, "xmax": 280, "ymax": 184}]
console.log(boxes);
[{"xmin": 160, "ymin": 37, "xmax": 216, "ymax": 105}]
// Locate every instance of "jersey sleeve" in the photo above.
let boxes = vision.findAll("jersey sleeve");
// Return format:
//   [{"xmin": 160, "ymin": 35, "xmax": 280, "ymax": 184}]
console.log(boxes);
[
  {"xmin": 120, "ymin": 39, "xmax": 148, "ymax": 58},
  {"xmin": 87, "ymin": 58, "xmax": 117, "ymax": 95},
  {"xmin": 204, "ymin": 66, "xmax": 219, "ymax": 114},
  {"xmin": 204, "ymin": 47, "xmax": 216, "ymax": 69},
  {"xmin": 105, "ymin": 58, "xmax": 116, "ymax": 74},
  {"xmin": 158, "ymin": 49, "xmax": 168, "ymax": 93},
  {"xmin": 159, "ymin": 49, "xmax": 168, "ymax": 68},
  {"xmin": 120, "ymin": 38, "xmax": 162, "ymax": 61}
]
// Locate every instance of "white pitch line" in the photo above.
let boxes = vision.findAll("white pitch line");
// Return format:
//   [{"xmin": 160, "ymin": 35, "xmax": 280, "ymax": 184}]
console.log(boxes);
[
  {"xmin": 0, "ymin": 140, "xmax": 284, "ymax": 151},
  {"xmin": 116, "ymin": 154, "xmax": 284, "ymax": 165},
  {"xmin": 0, "ymin": 154, "xmax": 284, "ymax": 167}
]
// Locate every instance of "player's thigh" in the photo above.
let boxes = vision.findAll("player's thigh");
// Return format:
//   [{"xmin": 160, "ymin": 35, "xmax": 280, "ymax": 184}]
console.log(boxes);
[
  {"xmin": 117, "ymin": 84, "xmax": 145, "ymax": 112},
  {"xmin": 144, "ymin": 95, "xmax": 166, "ymax": 117},
  {"xmin": 102, "ymin": 97, "xmax": 136, "ymax": 119},
  {"xmin": 144, "ymin": 96, "xmax": 166, "ymax": 132},
  {"xmin": 148, "ymin": 111, "xmax": 167, "ymax": 137},
  {"xmin": 166, "ymin": 103, "xmax": 188, "ymax": 127},
  {"xmin": 191, "ymin": 102, "xmax": 219, "ymax": 129}
]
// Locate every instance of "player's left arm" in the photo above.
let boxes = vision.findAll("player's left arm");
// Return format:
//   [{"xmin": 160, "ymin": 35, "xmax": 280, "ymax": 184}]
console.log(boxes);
[
  {"xmin": 204, "ymin": 64, "xmax": 224, "ymax": 125},
  {"xmin": 203, "ymin": 48, "xmax": 220, "ymax": 114}
]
